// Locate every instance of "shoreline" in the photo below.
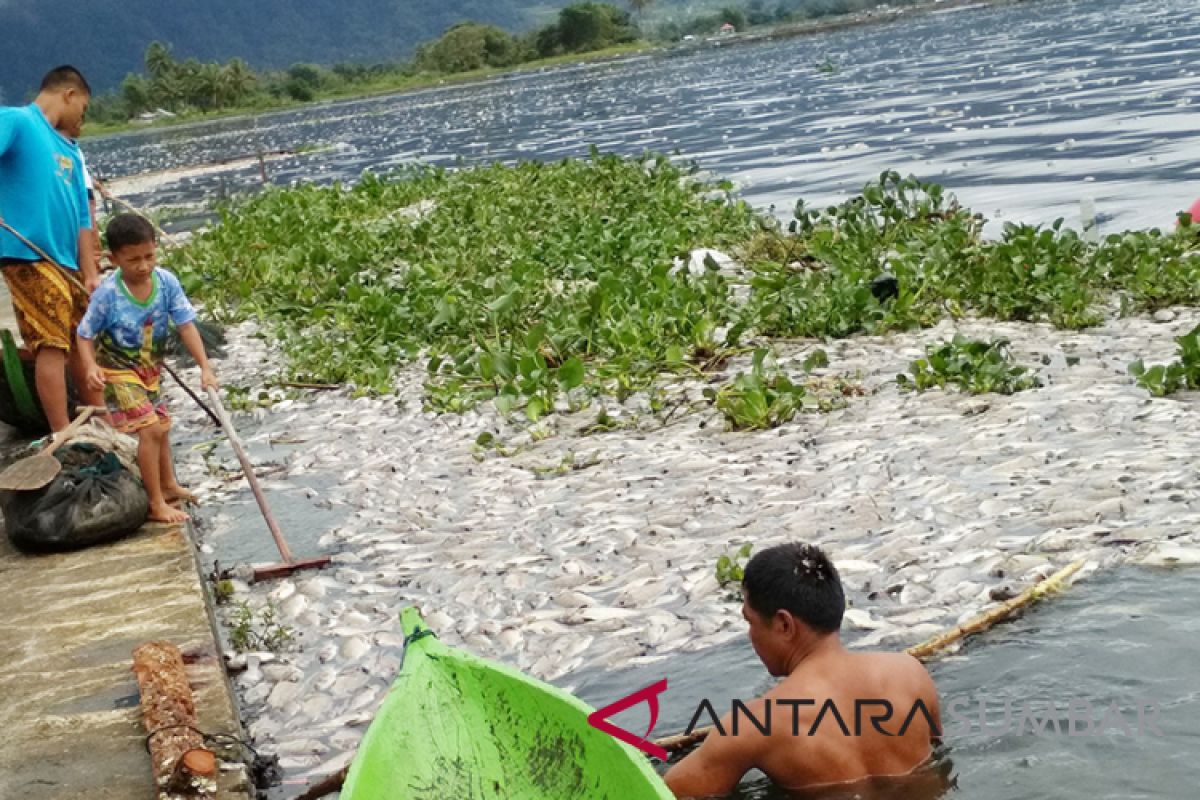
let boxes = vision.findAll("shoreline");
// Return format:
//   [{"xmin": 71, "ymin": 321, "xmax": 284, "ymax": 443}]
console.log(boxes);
[
  {"xmin": 82, "ymin": 0, "xmax": 1031, "ymax": 142},
  {"xmin": 82, "ymin": 43, "xmax": 656, "ymax": 141}
]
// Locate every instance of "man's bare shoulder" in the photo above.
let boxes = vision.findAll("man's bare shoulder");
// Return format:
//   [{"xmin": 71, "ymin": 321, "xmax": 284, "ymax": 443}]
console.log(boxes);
[{"xmin": 857, "ymin": 650, "xmax": 932, "ymax": 675}]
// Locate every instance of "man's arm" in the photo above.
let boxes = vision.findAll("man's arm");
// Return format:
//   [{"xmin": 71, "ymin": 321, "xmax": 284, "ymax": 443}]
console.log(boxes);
[
  {"xmin": 74, "ymin": 159, "xmax": 99, "ymax": 291},
  {"xmin": 664, "ymin": 709, "xmax": 760, "ymax": 799},
  {"xmin": 77, "ymin": 228, "xmax": 99, "ymax": 291}
]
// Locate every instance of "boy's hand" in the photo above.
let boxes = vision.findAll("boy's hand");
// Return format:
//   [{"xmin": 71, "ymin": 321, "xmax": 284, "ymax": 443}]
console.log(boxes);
[
  {"xmin": 86, "ymin": 365, "xmax": 106, "ymax": 392},
  {"xmin": 200, "ymin": 368, "xmax": 219, "ymax": 391}
]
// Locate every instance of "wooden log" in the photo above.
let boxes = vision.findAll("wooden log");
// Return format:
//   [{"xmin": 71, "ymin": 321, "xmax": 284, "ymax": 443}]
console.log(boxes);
[
  {"xmin": 132, "ymin": 641, "xmax": 218, "ymax": 795},
  {"xmin": 654, "ymin": 559, "xmax": 1087, "ymax": 753}
]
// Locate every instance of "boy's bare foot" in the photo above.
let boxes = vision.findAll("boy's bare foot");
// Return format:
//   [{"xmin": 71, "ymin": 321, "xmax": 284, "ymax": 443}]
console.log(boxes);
[
  {"xmin": 163, "ymin": 485, "xmax": 199, "ymax": 505},
  {"xmin": 148, "ymin": 502, "xmax": 189, "ymax": 524}
]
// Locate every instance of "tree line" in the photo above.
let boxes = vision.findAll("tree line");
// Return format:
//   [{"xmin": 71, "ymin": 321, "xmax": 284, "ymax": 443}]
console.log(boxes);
[
  {"xmin": 87, "ymin": 2, "xmax": 640, "ymax": 122},
  {"xmin": 85, "ymin": 0, "xmax": 916, "ymax": 124}
]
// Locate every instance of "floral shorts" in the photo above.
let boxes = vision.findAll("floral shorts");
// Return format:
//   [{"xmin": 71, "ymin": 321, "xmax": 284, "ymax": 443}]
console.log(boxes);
[
  {"xmin": 1, "ymin": 260, "xmax": 89, "ymax": 353},
  {"xmin": 105, "ymin": 377, "xmax": 169, "ymax": 434}
]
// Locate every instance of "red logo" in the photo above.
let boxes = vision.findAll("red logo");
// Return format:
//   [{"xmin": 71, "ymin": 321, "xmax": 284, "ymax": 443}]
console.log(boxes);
[{"xmin": 587, "ymin": 679, "xmax": 669, "ymax": 760}]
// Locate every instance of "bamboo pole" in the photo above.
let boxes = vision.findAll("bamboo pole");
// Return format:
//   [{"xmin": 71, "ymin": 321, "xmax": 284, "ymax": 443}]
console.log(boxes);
[
  {"xmin": 132, "ymin": 641, "xmax": 218, "ymax": 794},
  {"xmin": 653, "ymin": 559, "xmax": 1087, "ymax": 753}
]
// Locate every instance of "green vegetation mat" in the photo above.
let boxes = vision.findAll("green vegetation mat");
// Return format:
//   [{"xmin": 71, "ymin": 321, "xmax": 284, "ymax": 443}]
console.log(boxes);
[{"xmin": 174, "ymin": 154, "xmax": 1200, "ymax": 417}]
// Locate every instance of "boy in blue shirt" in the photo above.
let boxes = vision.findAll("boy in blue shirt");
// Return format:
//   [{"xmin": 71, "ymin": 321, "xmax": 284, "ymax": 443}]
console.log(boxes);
[
  {"xmin": 0, "ymin": 65, "xmax": 102, "ymax": 430},
  {"xmin": 77, "ymin": 214, "xmax": 218, "ymax": 524}
]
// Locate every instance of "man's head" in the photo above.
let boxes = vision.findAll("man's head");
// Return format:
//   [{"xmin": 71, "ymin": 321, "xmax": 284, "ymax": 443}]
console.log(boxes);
[
  {"xmin": 741, "ymin": 542, "xmax": 844, "ymax": 676},
  {"xmin": 37, "ymin": 66, "xmax": 91, "ymax": 139},
  {"xmin": 105, "ymin": 214, "xmax": 158, "ymax": 283}
]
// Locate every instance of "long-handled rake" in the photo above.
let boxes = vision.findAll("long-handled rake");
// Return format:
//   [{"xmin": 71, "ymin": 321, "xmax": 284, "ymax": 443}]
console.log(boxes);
[{"xmin": 204, "ymin": 385, "xmax": 331, "ymax": 580}]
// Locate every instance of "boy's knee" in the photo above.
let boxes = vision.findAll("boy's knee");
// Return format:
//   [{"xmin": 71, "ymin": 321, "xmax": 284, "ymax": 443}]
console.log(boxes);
[{"xmin": 139, "ymin": 422, "xmax": 165, "ymax": 441}]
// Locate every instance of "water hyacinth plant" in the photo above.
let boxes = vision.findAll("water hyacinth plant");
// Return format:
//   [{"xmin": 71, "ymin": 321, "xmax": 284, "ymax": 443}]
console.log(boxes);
[
  {"xmin": 173, "ymin": 156, "xmax": 1200, "ymax": 421},
  {"xmin": 1129, "ymin": 323, "xmax": 1200, "ymax": 397},
  {"xmin": 175, "ymin": 151, "xmax": 758, "ymax": 417},
  {"xmin": 897, "ymin": 336, "xmax": 1042, "ymax": 395}
]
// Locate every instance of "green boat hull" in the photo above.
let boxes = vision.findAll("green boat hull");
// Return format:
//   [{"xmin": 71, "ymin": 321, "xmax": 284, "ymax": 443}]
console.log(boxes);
[{"xmin": 341, "ymin": 607, "xmax": 674, "ymax": 800}]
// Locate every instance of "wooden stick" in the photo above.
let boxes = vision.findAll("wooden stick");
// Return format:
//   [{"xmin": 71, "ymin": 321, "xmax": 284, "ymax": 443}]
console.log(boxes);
[
  {"xmin": 204, "ymin": 386, "xmax": 295, "ymax": 564},
  {"xmin": 162, "ymin": 361, "xmax": 223, "ymax": 427},
  {"xmin": 271, "ymin": 381, "xmax": 342, "ymax": 391},
  {"xmin": 102, "ymin": 191, "xmax": 187, "ymax": 249},
  {"xmin": 654, "ymin": 559, "xmax": 1087, "ymax": 753},
  {"xmin": 132, "ymin": 641, "xmax": 217, "ymax": 795},
  {"xmin": 294, "ymin": 765, "xmax": 351, "ymax": 800}
]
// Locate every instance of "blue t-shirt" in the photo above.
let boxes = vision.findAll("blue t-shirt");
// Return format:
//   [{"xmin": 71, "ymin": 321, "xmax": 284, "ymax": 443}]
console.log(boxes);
[
  {"xmin": 77, "ymin": 269, "xmax": 197, "ymax": 384},
  {"xmin": 0, "ymin": 104, "xmax": 91, "ymax": 269}
]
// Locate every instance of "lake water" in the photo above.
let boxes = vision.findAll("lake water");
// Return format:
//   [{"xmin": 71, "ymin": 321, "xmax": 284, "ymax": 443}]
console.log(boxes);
[
  {"xmin": 570, "ymin": 567, "xmax": 1200, "ymax": 799},
  {"xmin": 76, "ymin": 1, "xmax": 1200, "ymax": 796},
  {"xmin": 85, "ymin": 0, "xmax": 1200, "ymax": 237}
]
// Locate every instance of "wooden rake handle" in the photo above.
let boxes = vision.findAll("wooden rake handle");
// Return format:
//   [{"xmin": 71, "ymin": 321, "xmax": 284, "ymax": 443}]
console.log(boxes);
[{"xmin": 204, "ymin": 386, "xmax": 296, "ymax": 564}]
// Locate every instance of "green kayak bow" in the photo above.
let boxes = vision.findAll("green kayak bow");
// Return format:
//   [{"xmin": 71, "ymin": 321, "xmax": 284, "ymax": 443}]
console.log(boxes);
[{"xmin": 341, "ymin": 607, "xmax": 674, "ymax": 800}]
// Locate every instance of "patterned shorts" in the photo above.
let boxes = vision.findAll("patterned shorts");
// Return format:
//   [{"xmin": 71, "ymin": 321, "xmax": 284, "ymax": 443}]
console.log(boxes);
[
  {"xmin": 105, "ymin": 378, "xmax": 169, "ymax": 434},
  {"xmin": 1, "ymin": 260, "xmax": 89, "ymax": 353}
]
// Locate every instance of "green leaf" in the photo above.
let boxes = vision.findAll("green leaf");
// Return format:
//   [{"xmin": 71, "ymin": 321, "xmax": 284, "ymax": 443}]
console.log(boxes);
[
  {"xmin": 557, "ymin": 357, "xmax": 585, "ymax": 389},
  {"xmin": 526, "ymin": 396, "xmax": 546, "ymax": 421},
  {"xmin": 802, "ymin": 348, "xmax": 829, "ymax": 372}
]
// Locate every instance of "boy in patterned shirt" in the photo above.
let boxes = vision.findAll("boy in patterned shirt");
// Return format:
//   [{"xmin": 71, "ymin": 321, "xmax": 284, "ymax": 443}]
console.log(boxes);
[{"xmin": 77, "ymin": 214, "xmax": 217, "ymax": 523}]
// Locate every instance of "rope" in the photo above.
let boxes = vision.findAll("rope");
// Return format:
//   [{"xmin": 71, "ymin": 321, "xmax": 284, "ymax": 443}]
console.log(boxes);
[
  {"xmin": 144, "ymin": 722, "xmax": 262, "ymax": 760},
  {"xmin": 403, "ymin": 627, "xmax": 437, "ymax": 647},
  {"xmin": 143, "ymin": 722, "xmax": 279, "ymax": 791}
]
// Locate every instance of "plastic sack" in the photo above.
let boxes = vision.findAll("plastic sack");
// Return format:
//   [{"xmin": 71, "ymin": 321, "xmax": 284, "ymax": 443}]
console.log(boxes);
[{"xmin": 1, "ymin": 442, "xmax": 148, "ymax": 552}]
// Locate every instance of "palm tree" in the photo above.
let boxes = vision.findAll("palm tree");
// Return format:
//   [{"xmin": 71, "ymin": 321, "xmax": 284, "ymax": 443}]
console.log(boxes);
[
  {"xmin": 194, "ymin": 62, "xmax": 223, "ymax": 109},
  {"xmin": 144, "ymin": 41, "xmax": 175, "ymax": 80},
  {"xmin": 121, "ymin": 74, "xmax": 152, "ymax": 115},
  {"xmin": 222, "ymin": 59, "xmax": 258, "ymax": 105}
]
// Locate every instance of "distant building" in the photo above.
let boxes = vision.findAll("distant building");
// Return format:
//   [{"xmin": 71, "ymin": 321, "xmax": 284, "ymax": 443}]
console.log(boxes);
[{"xmin": 719, "ymin": 22, "xmax": 736, "ymax": 35}]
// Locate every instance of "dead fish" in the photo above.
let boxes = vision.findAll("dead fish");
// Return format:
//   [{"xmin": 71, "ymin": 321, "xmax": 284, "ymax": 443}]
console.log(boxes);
[
  {"xmin": 843, "ymin": 609, "xmax": 884, "ymax": 630},
  {"xmin": 553, "ymin": 590, "xmax": 594, "ymax": 609},
  {"xmin": 339, "ymin": 636, "xmax": 371, "ymax": 661}
]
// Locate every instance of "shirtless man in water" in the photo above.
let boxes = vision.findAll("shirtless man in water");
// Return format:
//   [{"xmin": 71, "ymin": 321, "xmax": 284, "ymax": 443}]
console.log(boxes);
[{"xmin": 665, "ymin": 543, "xmax": 942, "ymax": 798}]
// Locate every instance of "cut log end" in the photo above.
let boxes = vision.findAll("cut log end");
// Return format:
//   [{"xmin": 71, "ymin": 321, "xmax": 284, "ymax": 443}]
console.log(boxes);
[{"xmin": 181, "ymin": 748, "xmax": 217, "ymax": 777}]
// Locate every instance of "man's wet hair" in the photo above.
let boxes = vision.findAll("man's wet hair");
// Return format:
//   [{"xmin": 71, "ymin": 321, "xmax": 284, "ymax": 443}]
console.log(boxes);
[
  {"xmin": 106, "ymin": 214, "xmax": 156, "ymax": 253},
  {"xmin": 743, "ymin": 543, "xmax": 844, "ymax": 633},
  {"xmin": 40, "ymin": 66, "xmax": 91, "ymax": 96}
]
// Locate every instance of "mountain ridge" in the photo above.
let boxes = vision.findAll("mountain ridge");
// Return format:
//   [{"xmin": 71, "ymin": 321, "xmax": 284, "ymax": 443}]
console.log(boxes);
[{"xmin": 0, "ymin": 0, "xmax": 571, "ymax": 101}]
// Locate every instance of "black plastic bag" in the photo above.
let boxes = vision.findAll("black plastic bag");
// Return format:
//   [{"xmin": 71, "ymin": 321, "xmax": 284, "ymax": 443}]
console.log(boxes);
[{"xmin": 1, "ymin": 443, "xmax": 149, "ymax": 552}]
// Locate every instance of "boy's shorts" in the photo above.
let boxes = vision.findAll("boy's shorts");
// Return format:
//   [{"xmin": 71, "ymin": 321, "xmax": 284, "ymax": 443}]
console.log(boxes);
[
  {"xmin": 1, "ymin": 260, "xmax": 89, "ymax": 353},
  {"xmin": 105, "ymin": 378, "xmax": 169, "ymax": 434}
]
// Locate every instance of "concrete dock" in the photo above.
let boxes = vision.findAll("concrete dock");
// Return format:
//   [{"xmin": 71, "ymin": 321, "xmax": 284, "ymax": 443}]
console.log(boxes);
[{"xmin": 0, "ymin": 284, "xmax": 251, "ymax": 800}]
